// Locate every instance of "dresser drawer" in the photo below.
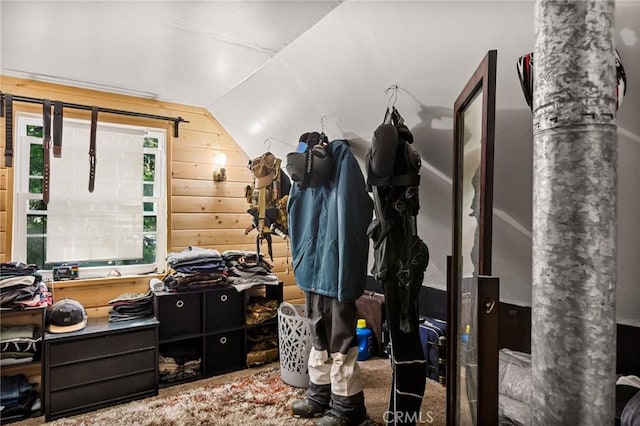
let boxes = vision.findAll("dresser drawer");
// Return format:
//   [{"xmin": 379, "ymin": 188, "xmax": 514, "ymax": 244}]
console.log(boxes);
[
  {"xmin": 205, "ymin": 329, "xmax": 244, "ymax": 374},
  {"xmin": 49, "ymin": 370, "xmax": 156, "ymax": 414},
  {"xmin": 157, "ymin": 292, "xmax": 202, "ymax": 339},
  {"xmin": 49, "ymin": 328, "xmax": 156, "ymax": 366},
  {"xmin": 205, "ymin": 287, "xmax": 242, "ymax": 331},
  {"xmin": 50, "ymin": 349, "xmax": 155, "ymax": 390}
]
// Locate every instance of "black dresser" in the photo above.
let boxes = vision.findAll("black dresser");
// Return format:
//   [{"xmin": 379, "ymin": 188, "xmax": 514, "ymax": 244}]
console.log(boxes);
[{"xmin": 43, "ymin": 317, "xmax": 159, "ymax": 421}]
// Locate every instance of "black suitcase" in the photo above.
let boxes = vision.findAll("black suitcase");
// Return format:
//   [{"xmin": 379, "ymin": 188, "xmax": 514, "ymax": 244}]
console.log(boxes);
[{"xmin": 419, "ymin": 316, "xmax": 447, "ymax": 384}]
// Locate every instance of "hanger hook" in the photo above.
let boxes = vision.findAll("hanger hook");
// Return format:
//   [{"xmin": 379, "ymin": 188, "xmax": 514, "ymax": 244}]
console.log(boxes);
[
  {"xmin": 385, "ymin": 84, "xmax": 399, "ymax": 110},
  {"xmin": 264, "ymin": 137, "xmax": 272, "ymax": 151},
  {"xmin": 320, "ymin": 115, "xmax": 327, "ymax": 134}
]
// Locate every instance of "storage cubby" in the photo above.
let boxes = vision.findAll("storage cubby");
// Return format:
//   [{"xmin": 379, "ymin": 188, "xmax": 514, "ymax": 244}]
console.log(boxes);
[
  {"xmin": 159, "ymin": 337, "xmax": 203, "ymax": 383},
  {"xmin": 0, "ymin": 306, "xmax": 46, "ymax": 423},
  {"xmin": 204, "ymin": 329, "xmax": 245, "ymax": 374},
  {"xmin": 153, "ymin": 281, "xmax": 283, "ymax": 387},
  {"xmin": 205, "ymin": 286, "xmax": 243, "ymax": 331},
  {"xmin": 156, "ymin": 292, "xmax": 202, "ymax": 340}
]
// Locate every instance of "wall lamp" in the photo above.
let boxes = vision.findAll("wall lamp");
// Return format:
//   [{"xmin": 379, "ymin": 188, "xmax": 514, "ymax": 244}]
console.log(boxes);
[{"xmin": 213, "ymin": 153, "xmax": 227, "ymax": 181}]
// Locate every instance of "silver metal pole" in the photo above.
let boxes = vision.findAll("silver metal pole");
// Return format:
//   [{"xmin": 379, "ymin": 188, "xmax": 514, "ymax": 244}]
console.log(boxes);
[{"xmin": 532, "ymin": 1, "xmax": 617, "ymax": 424}]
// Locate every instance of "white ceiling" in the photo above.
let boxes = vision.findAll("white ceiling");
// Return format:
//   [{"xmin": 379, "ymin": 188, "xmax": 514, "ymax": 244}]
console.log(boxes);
[
  {"xmin": 2, "ymin": 0, "xmax": 639, "ymax": 322},
  {"xmin": 0, "ymin": 1, "xmax": 341, "ymax": 104}
]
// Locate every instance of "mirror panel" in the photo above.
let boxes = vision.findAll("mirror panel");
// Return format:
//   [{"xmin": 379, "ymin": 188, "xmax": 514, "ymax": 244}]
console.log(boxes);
[
  {"xmin": 458, "ymin": 89, "xmax": 483, "ymax": 425},
  {"xmin": 447, "ymin": 49, "xmax": 497, "ymax": 425}
]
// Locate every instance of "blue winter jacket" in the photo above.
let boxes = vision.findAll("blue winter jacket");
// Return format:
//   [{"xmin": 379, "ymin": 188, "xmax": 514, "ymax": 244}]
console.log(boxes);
[{"xmin": 287, "ymin": 140, "xmax": 373, "ymax": 302}]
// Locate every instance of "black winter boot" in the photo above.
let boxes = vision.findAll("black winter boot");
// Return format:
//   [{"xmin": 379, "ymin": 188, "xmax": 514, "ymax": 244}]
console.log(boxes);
[{"xmin": 291, "ymin": 399, "xmax": 326, "ymax": 418}]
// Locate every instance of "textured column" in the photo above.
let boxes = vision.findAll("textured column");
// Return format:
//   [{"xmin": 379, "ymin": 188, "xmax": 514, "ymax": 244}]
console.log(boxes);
[{"xmin": 532, "ymin": 1, "xmax": 617, "ymax": 425}]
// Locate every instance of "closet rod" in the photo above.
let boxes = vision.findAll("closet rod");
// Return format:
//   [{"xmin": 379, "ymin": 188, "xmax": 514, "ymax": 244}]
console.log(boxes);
[{"xmin": 0, "ymin": 92, "xmax": 189, "ymax": 137}]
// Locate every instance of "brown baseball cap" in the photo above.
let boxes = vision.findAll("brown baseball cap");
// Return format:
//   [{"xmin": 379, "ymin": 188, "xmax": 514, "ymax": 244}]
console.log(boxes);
[{"xmin": 251, "ymin": 152, "xmax": 276, "ymax": 188}]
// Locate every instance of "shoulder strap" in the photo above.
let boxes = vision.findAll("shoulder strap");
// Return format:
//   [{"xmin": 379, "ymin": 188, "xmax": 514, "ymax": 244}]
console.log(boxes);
[
  {"xmin": 88, "ymin": 106, "xmax": 98, "ymax": 193},
  {"xmin": 300, "ymin": 149, "xmax": 314, "ymax": 190},
  {"xmin": 43, "ymin": 100, "xmax": 52, "ymax": 204},
  {"xmin": 4, "ymin": 94, "xmax": 13, "ymax": 167},
  {"xmin": 53, "ymin": 101, "xmax": 64, "ymax": 157}
]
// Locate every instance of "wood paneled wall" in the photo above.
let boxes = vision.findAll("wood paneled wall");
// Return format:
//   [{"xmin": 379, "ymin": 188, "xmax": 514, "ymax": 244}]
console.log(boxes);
[{"xmin": 0, "ymin": 76, "xmax": 303, "ymax": 315}]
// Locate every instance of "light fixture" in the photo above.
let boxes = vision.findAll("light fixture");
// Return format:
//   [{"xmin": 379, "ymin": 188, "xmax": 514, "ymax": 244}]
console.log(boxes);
[{"xmin": 213, "ymin": 153, "xmax": 227, "ymax": 182}]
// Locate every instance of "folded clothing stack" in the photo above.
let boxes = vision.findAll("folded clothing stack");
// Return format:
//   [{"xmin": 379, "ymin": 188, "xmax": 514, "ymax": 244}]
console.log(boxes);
[
  {"xmin": 222, "ymin": 250, "xmax": 279, "ymax": 291},
  {"xmin": 164, "ymin": 246, "xmax": 228, "ymax": 292},
  {"xmin": 0, "ymin": 325, "xmax": 41, "ymax": 366},
  {"xmin": 1, "ymin": 262, "xmax": 52, "ymax": 310},
  {"xmin": 107, "ymin": 290, "xmax": 154, "ymax": 322},
  {"xmin": 246, "ymin": 296, "xmax": 279, "ymax": 325},
  {"xmin": 159, "ymin": 344, "xmax": 201, "ymax": 383},
  {"xmin": 246, "ymin": 326, "xmax": 279, "ymax": 366},
  {"xmin": 0, "ymin": 374, "xmax": 41, "ymax": 421}
]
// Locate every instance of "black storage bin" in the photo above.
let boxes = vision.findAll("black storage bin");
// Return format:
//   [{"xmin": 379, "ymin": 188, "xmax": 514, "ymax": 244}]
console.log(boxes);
[
  {"xmin": 156, "ymin": 292, "xmax": 202, "ymax": 340},
  {"xmin": 205, "ymin": 329, "xmax": 244, "ymax": 374},
  {"xmin": 205, "ymin": 287, "xmax": 242, "ymax": 331}
]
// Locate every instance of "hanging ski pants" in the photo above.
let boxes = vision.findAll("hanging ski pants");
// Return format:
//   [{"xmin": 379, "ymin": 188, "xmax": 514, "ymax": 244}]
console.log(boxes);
[
  {"xmin": 305, "ymin": 292, "xmax": 367, "ymax": 422},
  {"xmin": 373, "ymin": 225, "xmax": 427, "ymax": 426}
]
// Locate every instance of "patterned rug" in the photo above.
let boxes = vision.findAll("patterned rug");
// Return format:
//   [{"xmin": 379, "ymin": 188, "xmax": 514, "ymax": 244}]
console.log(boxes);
[
  {"xmin": 17, "ymin": 359, "xmax": 446, "ymax": 425},
  {"xmin": 47, "ymin": 367, "xmax": 313, "ymax": 426}
]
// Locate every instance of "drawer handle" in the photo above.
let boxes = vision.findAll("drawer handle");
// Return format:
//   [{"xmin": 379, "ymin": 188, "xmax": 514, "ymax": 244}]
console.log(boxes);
[
  {"xmin": 220, "ymin": 294, "xmax": 228, "ymax": 302},
  {"xmin": 220, "ymin": 336, "xmax": 227, "ymax": 344},
  {"xmin": 176, "ymin": 300, "xmax": 184, "ymax": 308}
]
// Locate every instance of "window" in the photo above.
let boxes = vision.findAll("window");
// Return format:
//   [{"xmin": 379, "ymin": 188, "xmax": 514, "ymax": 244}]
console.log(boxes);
[{"xmin": 13, "ymin": 113, "xmax": 167, "ymax": 277}]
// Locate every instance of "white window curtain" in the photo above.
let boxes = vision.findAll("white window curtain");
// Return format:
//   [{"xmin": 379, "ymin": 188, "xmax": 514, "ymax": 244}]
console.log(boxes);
[{"xmin": 46, "ymin": 121, "xmax": 144, "ymax": 262}]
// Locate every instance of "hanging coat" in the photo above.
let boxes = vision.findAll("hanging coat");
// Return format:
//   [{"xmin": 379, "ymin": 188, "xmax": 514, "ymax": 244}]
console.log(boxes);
[{"xmin": 287, "ymin": 139, "xmax": 373, "ymax": 302}]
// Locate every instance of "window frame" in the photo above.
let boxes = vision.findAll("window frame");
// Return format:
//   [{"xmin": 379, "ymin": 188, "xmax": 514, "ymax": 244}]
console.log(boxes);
[{"xmin": 12, "ymin": 112, "xmax": 167, "ymax": 279}]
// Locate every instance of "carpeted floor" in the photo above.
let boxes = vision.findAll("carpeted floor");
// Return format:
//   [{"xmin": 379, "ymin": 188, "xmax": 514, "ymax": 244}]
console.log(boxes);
[{"xmin": 14, "ymin": 357, "xmax": 446, "ymax": 425}]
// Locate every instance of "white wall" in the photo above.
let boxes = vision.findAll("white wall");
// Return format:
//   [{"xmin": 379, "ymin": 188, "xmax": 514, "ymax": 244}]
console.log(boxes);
[{"xmin": 212, "ymin": 1, "xmax": 640, "ymax": 326}]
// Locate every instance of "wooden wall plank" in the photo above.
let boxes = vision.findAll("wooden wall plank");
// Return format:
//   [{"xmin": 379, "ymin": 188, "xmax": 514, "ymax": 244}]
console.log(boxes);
[
  {"xmin": 171, "ymin": 196, "xmax": 250, "ymax": 213},
  {"xmin": 88, "ymin": 306, "xmax": 114, "ymax": 319},
  {"xmin": 174, "ymin": 128, "xmax": 244, "ymax": 152},
  {"xmin": 172, "ymin": 145, "xmax": 247, "ymax": 167},
  {"xmin": 171, "ymin": 229, "xmax": 257, "ymax": 247},
  {"xmin": 50, "ymin": 276, "xmax": 157, "ymax": 309},
  {"xmin": 277, "ymin": 273, "xmax": 297, "ymax": 287},
  {"xmin": 4, "ymin": 167, "xmax": 12, "ymax": 261},
  {"xmin": 0, "ymin": 168, "xmax": 6, "ymax": 190},
  {"xmin": 170, "ymin": 242, "xmax": 291, "ymax": 259},
  {"xmin": 270, "ymin": 256, "xmax": 293, "ymax": 270},
  {"xmin": 51, "ymin": 283, "xmax": 150, "ymax": 309},
  {"xmin": 171, "ymin": 162, "xmax": 252, "ymax": 182},
  {"xmin": 0, "ymin": 309, "xmax": 45, "ymax": 326},
  {"xmin": 171, "ymin": 213, "xmax": 249, "ymax": 230},
  {"xmin": 284, "ymin": 284, "xmax": 305, "ymax": 301},
  {"xmin": 171, "ymin": 179, "xmax": 249, "ymax": 198}
]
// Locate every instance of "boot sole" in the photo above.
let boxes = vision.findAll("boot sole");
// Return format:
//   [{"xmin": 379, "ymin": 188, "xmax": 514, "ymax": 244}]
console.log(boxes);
[{"xmin": 292, "ymin": 411, "xmax": 324, "ymax": 419}]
